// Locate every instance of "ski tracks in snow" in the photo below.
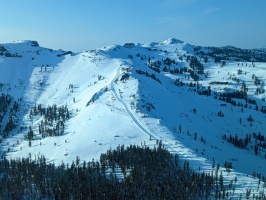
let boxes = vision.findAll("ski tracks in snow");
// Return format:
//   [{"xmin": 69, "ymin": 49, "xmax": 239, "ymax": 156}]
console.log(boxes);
[{"xmin": 111, "ymin": 66, "xmax": 160, "ymax": 140}]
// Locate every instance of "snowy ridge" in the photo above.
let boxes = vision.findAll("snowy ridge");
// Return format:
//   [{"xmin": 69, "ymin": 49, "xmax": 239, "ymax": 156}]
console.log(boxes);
[{"xmin": 0, "ymin": 39, "xmax": 266, "ymax": 198}]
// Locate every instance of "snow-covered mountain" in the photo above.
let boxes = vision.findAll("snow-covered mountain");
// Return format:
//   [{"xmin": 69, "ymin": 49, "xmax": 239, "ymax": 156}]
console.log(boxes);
[{"xmin": 0, "ymin": 39, "xmax": 266, "ymax": 198}]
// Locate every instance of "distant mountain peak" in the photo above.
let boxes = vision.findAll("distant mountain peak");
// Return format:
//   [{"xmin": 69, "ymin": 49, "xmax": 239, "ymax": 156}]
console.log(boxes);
[{"xmin": 161, "ymin": 38, "xmax": 184, "ymax": 45}]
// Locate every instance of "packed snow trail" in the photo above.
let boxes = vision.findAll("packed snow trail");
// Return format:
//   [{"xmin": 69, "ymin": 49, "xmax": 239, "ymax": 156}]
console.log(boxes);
[{"xmin": 111, "ymin": 67, "xmax": 156, "ymax": 138}]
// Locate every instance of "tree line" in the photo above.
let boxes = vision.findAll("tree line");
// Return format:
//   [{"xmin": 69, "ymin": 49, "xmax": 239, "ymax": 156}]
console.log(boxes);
[{"xmin": 2, "ymin": 143, "xmax": 261, "ymax": 199}]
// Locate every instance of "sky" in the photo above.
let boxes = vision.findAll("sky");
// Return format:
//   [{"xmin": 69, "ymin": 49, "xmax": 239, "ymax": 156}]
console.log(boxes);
[{"xmin": 0, "ymin": 0, "xmax": 265, "ymax": 52}]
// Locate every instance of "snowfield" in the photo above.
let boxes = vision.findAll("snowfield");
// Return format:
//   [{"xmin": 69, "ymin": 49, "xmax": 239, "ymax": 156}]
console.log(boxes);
[{"xmin": 0, "ymin": 39, "xmax": 266, "ymax": 198}]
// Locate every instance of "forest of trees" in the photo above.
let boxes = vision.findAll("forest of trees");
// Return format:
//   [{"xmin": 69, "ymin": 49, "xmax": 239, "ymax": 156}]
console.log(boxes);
[
  {"xmin": 0, "ymin": 144, "xmax": 265, "ymax": 199},
  {"xmin": 0, "ymin": 93, "xmax": 21, "ymax": 138},
  {"xmin": 29, "ymin": 104, "xmax": 70, "ymax": 139}
]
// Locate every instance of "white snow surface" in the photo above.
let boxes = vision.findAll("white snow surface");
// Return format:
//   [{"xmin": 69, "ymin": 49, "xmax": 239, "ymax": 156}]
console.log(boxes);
[{"xmin": 0, "ymin": 39, "xmax": 265, "ymax": 198}]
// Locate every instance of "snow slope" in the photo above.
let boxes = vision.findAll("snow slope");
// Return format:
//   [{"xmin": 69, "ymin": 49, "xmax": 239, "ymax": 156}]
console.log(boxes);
[{"xmin": 0, "ymin": 39, "xmax": 265, "ymax": 198}]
